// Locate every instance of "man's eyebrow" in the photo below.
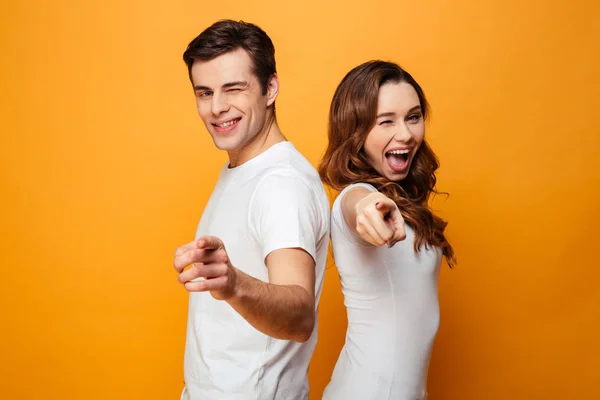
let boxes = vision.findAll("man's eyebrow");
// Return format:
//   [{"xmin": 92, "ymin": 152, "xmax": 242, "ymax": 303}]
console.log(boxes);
[
  {"xmin": 222, "ymin": 81, "xmax": 248, "ymax": 89},
  {"xmin": 193, "ymin": 81, "xmax": 248, "ymax": 92}
]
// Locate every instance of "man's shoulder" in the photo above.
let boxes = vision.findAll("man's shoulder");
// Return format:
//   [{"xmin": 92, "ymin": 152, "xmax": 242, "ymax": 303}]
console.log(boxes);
[
  {"xmin": 249, "ymin": 164, "xmax": 327, "ymax": 210},
  {"xmin": 256, "ymin": 154, "xmax": 321, "ymax": 191},
  {"xmin": 265, "ymin": 141, "xmax": 319, "ymax": 173},
  {"xmin": 246, "ymin": 142, "xmax": 328, "ymax": 205},
  {"xmin": 254, "ymin": 166, "xmax": 316, "ymax": 196}
]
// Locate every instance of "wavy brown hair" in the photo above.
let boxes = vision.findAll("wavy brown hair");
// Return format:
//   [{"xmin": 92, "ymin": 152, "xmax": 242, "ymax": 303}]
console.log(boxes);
[{"xmin": 319, "ymin": 61, "xmax": 455, "ymax": 266}]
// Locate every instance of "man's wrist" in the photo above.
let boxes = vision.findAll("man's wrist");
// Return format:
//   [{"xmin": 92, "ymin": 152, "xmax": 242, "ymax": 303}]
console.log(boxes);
[{"xmin": 225, "ymin": 267, "xmax": 245, "ymax": 304}]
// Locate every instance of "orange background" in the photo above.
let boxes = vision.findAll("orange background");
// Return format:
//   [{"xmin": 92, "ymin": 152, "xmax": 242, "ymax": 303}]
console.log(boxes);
[{"xmin": 1, "ymin": 0, "xmax": 599, "ymax": 399}]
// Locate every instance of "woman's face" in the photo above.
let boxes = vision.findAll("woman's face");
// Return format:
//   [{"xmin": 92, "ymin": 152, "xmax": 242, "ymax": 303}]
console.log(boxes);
[{"xmin": 363, "ymin": 81, "xmax": 425, "ymax": 182}]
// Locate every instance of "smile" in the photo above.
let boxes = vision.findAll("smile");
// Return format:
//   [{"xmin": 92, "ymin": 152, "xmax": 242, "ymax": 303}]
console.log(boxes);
[
  {"xmin": 212, "ymin": 118, "xmax": 241, "ymax": 128},
  {"xmin": 385, "ymin": 148, "xmax": 411, "ymax": 172}
]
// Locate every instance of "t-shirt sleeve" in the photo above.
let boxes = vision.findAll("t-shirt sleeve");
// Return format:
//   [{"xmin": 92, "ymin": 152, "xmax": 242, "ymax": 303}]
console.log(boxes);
[
  {"xmin": 248, "ymin": 172, "xmax": 324, "ymax": 263},
  {"xmin": 332, "ymin": 182, "xmax": 379, "ymax": 245}
]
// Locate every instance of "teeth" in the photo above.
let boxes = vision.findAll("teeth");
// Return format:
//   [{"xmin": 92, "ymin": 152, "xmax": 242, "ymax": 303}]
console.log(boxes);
[
  {"xmin": 387, "ymin": 149, "xmax": 409, "ymax": 155},
  {"xmin": 216, "ymin": 119, "xmax": 238, "ymax": 128}
]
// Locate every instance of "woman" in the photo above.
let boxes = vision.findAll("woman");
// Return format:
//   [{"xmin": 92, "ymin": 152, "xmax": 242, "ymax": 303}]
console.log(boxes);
[{"xmin": 319, "ymin": 61, "xmax": 455, "ymax": 400}]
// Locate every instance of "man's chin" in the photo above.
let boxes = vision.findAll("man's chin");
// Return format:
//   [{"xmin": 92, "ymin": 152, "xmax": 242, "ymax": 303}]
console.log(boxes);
[{"xmin": 211, "ymin": 136, "xmax": 241, "ymax": 152}]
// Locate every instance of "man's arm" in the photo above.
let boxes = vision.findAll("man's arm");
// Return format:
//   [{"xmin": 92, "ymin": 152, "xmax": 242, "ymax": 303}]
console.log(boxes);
[
  {"xmin": 228, "ymin": 247, "xmax": 315, "ymax": 343},
  {"xmin": 174, "ymin": 237, "xmax": 315, "ymax": 343}
]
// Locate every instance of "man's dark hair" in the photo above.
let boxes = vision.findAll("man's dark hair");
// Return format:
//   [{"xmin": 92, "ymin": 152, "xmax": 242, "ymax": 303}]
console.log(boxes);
[{"xmin": 183, "ymin": 20, "xmax": 276, "ymax": 95}]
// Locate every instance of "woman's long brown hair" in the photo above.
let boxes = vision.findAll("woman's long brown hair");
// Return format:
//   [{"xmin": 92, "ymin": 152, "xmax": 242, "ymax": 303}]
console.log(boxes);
[{"xmin": 319, "ymin": 61, "xmax": 455, "ymax": 266}]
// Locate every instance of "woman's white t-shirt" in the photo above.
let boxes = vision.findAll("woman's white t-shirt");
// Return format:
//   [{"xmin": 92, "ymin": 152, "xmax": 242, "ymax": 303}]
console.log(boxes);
[{"xmin": 323, "ymin": 183, "xmax": 442, "ymax": 400}]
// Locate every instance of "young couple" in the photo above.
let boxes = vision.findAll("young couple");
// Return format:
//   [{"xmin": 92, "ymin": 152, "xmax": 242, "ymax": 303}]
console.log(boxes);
[{"xmin": 173, "ymin": 19, "xmax": 455, "ymax": 400}]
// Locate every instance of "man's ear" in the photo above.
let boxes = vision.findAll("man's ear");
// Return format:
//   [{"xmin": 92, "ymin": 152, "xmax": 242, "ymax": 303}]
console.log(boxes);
[{"xmin": 265, "ymin": 74, "xmax": 279, "ymax": 107}]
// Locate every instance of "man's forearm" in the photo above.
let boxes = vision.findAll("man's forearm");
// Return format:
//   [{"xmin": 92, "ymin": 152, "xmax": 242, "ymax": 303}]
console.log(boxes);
[{"xmin": 226, "ymin": 268, "xmax": 315, "ymax": 343}]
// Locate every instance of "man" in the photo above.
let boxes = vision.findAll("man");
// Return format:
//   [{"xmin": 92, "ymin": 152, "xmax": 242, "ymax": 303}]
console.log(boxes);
[{"xmin": 173, "ymin": 20, "xmax": 330, "ymax": 400}]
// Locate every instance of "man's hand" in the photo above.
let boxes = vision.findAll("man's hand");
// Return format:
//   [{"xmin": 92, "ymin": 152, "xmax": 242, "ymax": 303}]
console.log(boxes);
[
  {"xmin": 355, "ymin": 192, "xmax": 406, "ymax": 247},
  {"xmin": 173, "ymin": 237, "xmax": 316, "ymax": 342},
  {"xmin": 173, "ymin": 236, "xmax": 237, "ymax": 300}
]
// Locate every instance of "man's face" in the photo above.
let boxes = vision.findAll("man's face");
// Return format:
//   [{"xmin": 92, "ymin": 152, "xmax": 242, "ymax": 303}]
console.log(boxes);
[{"xmin": 190, "ymin": 48, "xmax": 276, "ymax": 153}]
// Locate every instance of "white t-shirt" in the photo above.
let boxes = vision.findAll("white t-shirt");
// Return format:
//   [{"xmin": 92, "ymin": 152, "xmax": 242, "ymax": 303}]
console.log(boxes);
[
  {"xmin": 181, "ymin": 142, "xmax": 330, "ymax": 400},
  {"xmin": 322, "ymin": 183, "xmax": 442, "ymax": 400}
]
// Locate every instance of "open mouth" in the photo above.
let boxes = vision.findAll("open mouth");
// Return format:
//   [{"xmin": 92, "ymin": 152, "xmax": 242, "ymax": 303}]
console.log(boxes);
[
  {"xmin": 385, "ymin": 149, "xmax": 410, "ymax": 172},
  {"xmin": 212, "ymin": 118, "xmax": 241, "ymax": 132}
]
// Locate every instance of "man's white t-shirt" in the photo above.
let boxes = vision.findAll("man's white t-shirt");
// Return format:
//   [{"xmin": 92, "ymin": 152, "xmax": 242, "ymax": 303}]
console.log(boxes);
[
  {"xmin": 322, "ymin": 183, "xmax": 442, "ymax": 400},
  {"xmin": 182, "ymin": 142, "xmax": 330, "ymax": 400}
]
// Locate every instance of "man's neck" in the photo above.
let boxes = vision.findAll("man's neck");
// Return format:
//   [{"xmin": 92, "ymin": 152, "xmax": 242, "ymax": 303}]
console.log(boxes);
[{"xmin": 227, "ymin": 115, "xmax": 286, "ymax": 168}]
